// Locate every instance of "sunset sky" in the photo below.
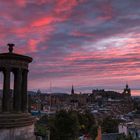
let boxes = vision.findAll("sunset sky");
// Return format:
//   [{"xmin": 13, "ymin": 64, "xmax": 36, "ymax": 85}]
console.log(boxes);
[{"xmin": 0, "ymin": 0, "xmax": 140, "ymax": 94}]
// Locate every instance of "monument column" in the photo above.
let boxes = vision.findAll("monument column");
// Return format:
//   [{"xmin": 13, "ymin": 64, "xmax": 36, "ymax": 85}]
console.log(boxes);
[
  {"xmin": 2, "ymin": 68, "xmax": 11, "ymax": 112},
  {"xmin": 13, "ymin": 69, "xmax": 22, "ymax": 112},
  {"xmin": 21, "ymin": 69, "xmax": 28, "ymax": 112}
]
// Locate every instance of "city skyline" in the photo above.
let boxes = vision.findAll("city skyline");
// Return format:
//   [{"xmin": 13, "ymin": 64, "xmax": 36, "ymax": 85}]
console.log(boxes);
[{"xmin": 0, "ymin": 0, "xmax": 140, "ymax": 95}]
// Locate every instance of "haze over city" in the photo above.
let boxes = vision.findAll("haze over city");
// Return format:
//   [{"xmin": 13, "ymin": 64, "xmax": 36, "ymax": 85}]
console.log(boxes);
[{"xmin": 0, "ymin": 0, "xmax": 140, "ymax": 95}]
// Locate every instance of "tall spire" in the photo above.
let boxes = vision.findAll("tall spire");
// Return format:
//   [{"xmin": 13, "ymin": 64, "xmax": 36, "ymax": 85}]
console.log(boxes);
[{"xmin": 71, "ymin": 85, "xmax": 74, "ymax": 94}]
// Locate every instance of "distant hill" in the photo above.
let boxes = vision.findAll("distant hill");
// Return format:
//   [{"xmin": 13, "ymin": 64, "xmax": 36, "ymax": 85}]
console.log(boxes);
[
  {"xmin": 28, "ymin": 91, "xmax": 69, "ymax": 96},
  {"xmin": 0, "ymin": 90, "xmax": 37, "ymax": 97},
  {"xmin": 28, "ymin": 91, "xmax": 37, "ymax": 95},
  {"xmin": 49, "ymin": 93, "xmax": 69, "ymax": 96}
]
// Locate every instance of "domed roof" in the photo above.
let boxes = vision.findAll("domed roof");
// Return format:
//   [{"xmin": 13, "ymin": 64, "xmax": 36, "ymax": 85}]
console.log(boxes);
[{"xmin": 0, "ymin": 44, "xmax": 32, "ymax": 63}]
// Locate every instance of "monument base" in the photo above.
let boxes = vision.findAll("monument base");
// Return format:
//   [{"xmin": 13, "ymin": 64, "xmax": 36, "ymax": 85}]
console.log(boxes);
[{"xmin": 0, "ymin": 113, "xmax": 35, "ymax": 140}]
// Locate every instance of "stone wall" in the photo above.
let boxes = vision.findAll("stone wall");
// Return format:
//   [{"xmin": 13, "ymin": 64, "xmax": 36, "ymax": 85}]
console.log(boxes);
[{"xmin": 0, "ymin": 124, "xmax": 35, "ymax": 140}]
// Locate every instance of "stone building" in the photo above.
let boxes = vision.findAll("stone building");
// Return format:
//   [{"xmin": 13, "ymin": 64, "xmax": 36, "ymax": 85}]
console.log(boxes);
[{"xmin": 0, "ymin": 44, "xmax": 35, "ymax": 140}]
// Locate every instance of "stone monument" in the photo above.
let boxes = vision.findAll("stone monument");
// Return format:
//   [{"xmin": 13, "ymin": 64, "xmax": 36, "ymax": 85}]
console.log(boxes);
[{"xmin": 0, "ymin": 44, "xmax": 35, "ymax": 140}]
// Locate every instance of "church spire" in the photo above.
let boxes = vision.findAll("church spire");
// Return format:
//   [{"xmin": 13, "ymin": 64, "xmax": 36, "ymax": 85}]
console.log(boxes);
[{"xmin": 71, "ymin": 85, "xmax": 74, "ymax": 94}]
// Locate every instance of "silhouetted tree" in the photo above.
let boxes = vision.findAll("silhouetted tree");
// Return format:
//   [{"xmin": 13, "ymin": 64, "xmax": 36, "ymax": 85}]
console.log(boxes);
[
  {"xmin": 50, "ymin": 110, "xmax": 79, "ymax": 140},
  {"xmin": 101, "ymin": 117, "xmax": 120, "ymax": 133},
  {"xmin": 117, "ymin": 134, "xmax": 134, "ymax": 140},
  {"xmin": 35, "ymin": 110, "xmax": 98, "ymax": 140}
]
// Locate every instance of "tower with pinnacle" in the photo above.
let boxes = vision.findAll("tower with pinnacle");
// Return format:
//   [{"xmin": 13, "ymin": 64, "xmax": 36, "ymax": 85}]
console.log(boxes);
[{"xmin": 123, "ymin": 84, "xmax": 131, "ymax": 96}]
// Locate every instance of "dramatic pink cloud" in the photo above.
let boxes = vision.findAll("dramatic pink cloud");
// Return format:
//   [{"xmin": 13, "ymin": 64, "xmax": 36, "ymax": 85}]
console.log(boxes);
[{"xmin": 0, "ymin": 0, "xmax": 140, "ymax": 95}]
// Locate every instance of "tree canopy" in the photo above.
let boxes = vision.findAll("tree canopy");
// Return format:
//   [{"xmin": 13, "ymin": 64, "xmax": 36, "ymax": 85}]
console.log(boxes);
[{"xmin": 36, "ymin": 110, "xmax": 98, "ymax": 140}]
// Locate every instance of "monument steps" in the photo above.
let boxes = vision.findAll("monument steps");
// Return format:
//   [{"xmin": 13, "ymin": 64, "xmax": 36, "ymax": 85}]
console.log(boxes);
[{"xmin": 0, "ymin": 113, "xmax": 35, "ymax": 128}]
